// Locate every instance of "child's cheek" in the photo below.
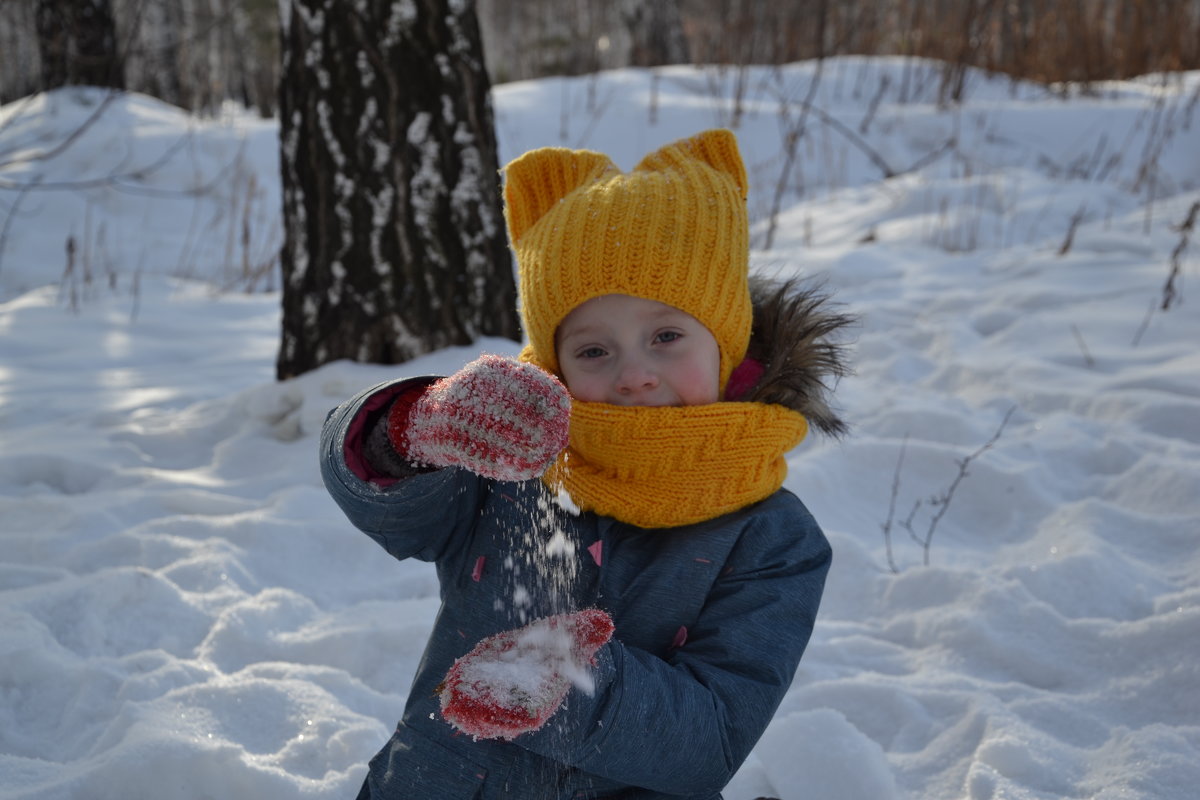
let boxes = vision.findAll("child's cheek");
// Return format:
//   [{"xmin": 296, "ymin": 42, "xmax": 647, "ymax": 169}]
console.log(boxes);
[{"xmin": 557, "ymin": 360, "xmax": 596, "ymax": 403}]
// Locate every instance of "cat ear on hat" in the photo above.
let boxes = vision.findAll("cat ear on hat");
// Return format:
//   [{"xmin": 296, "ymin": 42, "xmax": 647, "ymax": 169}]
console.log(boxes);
[
  {"xmin": 633, "ymin": 128, "xmax": 748, "ymax": 199},
  {"xmin": 503, "ymin": 148, "xmax": 617, "ymax": 244}
]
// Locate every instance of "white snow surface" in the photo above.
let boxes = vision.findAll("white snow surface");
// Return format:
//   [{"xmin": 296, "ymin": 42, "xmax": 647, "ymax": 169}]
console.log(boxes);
[{"xmin": 2, "ymin": 60, "xmax": 1199, "ymax": 799}]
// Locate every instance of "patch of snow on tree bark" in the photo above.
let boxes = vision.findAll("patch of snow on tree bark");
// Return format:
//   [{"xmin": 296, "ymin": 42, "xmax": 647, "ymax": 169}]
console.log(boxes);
[
  {"xmin": 295, "ymin": 2, "xmax": 325, "ymax": 35},
  {"xmin": 328, "ymin": 260, "xmax": 346, "ymax": 307},
  {"xmin": 316, "ymin": 101, "xmax": 346, "ymax": 168},
  {"xmin": 356, "ymin": 51, "xmax": 375, "ymax": 89},
  {"xmin": 407, "ymin": 112, "xmax": 446, "ymax": 251},
  {"xmin": 369, "ymin": 184, "xmax": 395, "ymax": 276},
  {"xmin": 357, "ymin": 97, "xmax": 379, "ymax": 141},
  {"xmin": 383, "ymin": 1, "xmax": 418, "ymax": 48}
]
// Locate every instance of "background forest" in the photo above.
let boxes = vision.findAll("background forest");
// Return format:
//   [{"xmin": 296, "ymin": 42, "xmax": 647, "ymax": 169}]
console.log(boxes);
[{"xmin": 4, "ymin": 0, "xmax": 1200, "ymax": 116}]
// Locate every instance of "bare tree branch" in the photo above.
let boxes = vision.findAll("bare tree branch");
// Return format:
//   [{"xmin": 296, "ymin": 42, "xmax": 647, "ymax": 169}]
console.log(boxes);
[
  {"xmin": 0, "ymin": 92, "xmax": 43, "ymax": 141},
  {"xmin": 893, "ymin": 406, "xmax": 1018, "ymax": 569},
  {"xmin": 763, "ymin": 61, "xmax": 824, "ymax": 250},
  {"xmin": 0, "ymin": 88, "xmax": 121, "ymax": 167},
  {"xmin": 0, "ymin": 173, "xmax": 40, "ymax": 280},
  {"xmin": 880, "ymin": 434, "xmax": 909, "ymax": 574},
  {"xmin": 1162, "ymin": 200, "xmax": 1198, "ymax": 311},
  {"xmin": 0, "ymin": 128, "xmax": 245, "ymax": 200},
  {"xmin": 782, "ymin": 90, "xmax": 898, "ymax": 180}
]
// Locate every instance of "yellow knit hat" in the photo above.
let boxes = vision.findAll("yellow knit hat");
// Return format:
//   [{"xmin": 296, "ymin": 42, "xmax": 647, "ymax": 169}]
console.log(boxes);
[{"xmin": 504, "ymin": 129, "xmax": 752, "ymax": 390}]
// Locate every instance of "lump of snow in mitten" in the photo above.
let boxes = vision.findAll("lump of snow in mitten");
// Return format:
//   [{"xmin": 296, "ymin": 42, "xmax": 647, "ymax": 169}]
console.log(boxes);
[{"xmin": 517, "ymin": 620, "xmax": 596, "ymax": 694}]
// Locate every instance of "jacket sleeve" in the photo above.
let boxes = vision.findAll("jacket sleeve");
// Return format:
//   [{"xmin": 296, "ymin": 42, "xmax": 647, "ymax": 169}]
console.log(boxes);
[
  {"xmin": 319, "ymin": 377, "xmax": 487, "ymax": 564},
  {"xmin": 521, "ymin": 499, "xmax": 832, "ymax": 795}
]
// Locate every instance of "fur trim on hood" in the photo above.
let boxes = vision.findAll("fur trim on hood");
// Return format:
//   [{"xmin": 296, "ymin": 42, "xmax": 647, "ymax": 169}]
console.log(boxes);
[{"xmin": 739, "ymin": 275, "xmax": 855, "ymax": 437}]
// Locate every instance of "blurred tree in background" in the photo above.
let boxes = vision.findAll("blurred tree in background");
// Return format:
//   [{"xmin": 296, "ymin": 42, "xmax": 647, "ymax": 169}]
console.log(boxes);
[
  {"xmin": 5, "ymin": 0, "xmax": 280, "ymax": 114},
  {"xmin": 624, "ymin": 0, "xmax": 691, "ymax": 67},
  {"xmin": 34, "ymin": 0, "xmax": 124, "ymax": 91}
]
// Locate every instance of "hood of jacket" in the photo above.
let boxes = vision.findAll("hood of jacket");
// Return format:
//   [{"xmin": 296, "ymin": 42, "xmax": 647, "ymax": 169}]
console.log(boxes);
[{"xmin": 733, "ymin": 275, "xmax": 855, "ymax": 437}]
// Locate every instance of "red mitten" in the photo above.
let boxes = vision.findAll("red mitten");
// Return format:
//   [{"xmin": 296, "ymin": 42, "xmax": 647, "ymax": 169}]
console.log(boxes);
[
  {"xmin": 439, "ymin": 609, "xmax": 615, "ymax": 741},
  {"xmin": 390, "ymin": 355, "xmax": 571, "ymax": 482}
]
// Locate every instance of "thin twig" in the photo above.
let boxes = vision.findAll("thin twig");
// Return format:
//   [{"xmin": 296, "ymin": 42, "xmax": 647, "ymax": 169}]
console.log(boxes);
[
  {"xmin": 1131, "ymin": 297, "xmax": 1157, "ymax": 347},
  {"xmin": 859, "ymin": 74, "xmax": 890, "ymax": 135},
  {"xmin": 1162, "ymin": 200, "xmax": 1198, "ymax": 311},
  {"xmin": 895, "ymin": 407, "xmax": 1017, "ymax": 568},
  {"xmin": 902, "ymin": 136, "xmax": 957, "ymax": 174},
  {"xmin": 1058, "ymin": 206, "xmax": 1086, "ymax": 256},
  {"xmin": 764, "ymin": 62, "xmax": 824, "ymax": 250},
  {"xmin": 764, "ymin": 79, "xmax": 897, "ymax": 180},
  {"xmin": 0, "ymin": 89, "xmax": 122, "ymax": 168},
  {"xmin": 918, "ymin": 406, "xmax": 1017, "ymax": 566},
  {"xmin": 1133, "ymin": 199, "xmax": 1198, "ymax": 345},
  {"xmin": 0, "ymin": 173, "xmax": 38, "ymax": 279},
  {"xmin": 59, "ymin": 235, "xmax": 78, "ymax": 312},
  {"xmin": 1070, "ymin": 324, "xmax": 1095, "ymax": 368},
  {"xmin": 0, "ymin": 92, "xmax": 42, "ymax": 142},
  {"xmin": 0, "ymin": 129, "xmax": 194, "ymax": 193},
  {"xmin": 880, "ymin": 435, "xmax": 909, "ymax": 574},
  {"xmin": 900, "ymin": 499, "xmax": 923, "ymax": 548}
]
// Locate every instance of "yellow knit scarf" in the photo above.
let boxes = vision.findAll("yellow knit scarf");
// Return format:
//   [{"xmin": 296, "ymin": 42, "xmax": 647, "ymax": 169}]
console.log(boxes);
[{"xmin": 542, "ymin": 401, "xmax": 809, "ymax": 529}]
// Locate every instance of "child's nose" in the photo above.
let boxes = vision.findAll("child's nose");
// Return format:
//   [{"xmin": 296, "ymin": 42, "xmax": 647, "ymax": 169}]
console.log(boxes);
[{"xmin": 615, "ymin": 361, "xmax": 659, "ymax": 395}]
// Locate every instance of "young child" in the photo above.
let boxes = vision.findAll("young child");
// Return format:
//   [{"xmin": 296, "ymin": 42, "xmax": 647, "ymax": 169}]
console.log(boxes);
[{"xmin": 320, "ymin": 129, "xmax": 849, "ymax": 799}]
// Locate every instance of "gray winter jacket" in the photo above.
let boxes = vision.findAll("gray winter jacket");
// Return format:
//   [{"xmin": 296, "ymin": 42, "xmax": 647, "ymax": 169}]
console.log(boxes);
[{"xmin": 320, "ymin": 374, "xmax": 832, "ymax": 800}]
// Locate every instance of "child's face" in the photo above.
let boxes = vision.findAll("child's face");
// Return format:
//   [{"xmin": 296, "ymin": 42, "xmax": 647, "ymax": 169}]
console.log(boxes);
[{"xmin": 555, "ymin": 294, "xmax": 721, "ymax": 406}]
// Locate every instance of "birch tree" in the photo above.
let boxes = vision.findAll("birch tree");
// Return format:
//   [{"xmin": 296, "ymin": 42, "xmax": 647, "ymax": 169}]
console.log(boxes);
[
  {"xmin": 276, "ymin": 0, "xmax": 519, "ymax": 379},
  {"xmin": 35, "ymin": 0, "xmax": 125, "ymax": 90},
  {"xmin": 624, "ymin": 0, "xmax": 688, "ymax": 66}
]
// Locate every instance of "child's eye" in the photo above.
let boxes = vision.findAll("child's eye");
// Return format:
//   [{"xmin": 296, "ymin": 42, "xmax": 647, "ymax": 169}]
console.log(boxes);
[
  {"xmin": 576, "ymin": 346, "xmax": 607, "ymax": 359},
  {"xmin": 654, "ymin": 330, "xmax": 682, "ymax": 344}
]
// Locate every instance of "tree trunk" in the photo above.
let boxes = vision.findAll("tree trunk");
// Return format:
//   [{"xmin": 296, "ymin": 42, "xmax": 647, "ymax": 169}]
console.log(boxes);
[
  {"xmin": 35, "ymin": 0, "xmax": 125, "ymax": 90},
  {"xmin": 122, "ymin": 0, "xmax": 185, "ymax": 109},
  {"xmin": 276, "ymin": 0, "xmax": 520, "ymax": 380},
  {"xmin": 624, "ymin": 0, "xmax": 689, "ymax": 67}
]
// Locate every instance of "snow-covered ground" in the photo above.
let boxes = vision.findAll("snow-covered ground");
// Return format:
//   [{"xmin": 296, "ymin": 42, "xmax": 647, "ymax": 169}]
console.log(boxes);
[{"xmin": 2, "ymin": 57, "xmax": 1198, "ymax": 799}]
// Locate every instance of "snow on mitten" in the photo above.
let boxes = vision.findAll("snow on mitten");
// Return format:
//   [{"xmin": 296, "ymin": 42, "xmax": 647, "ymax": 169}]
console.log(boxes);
[
  {"xmin": 391, "ymin": 354, "xmax": 571, "ymax": 482},
  {"xmin": 439, "ymin": 609, "xmax": 615, "ymax": 741}
]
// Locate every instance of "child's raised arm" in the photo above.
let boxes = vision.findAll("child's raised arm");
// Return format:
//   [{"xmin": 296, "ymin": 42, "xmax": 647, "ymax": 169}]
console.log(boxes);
[{"xmin": 318, "ymin": 356, "xmax": 570, "ymax": 562}]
